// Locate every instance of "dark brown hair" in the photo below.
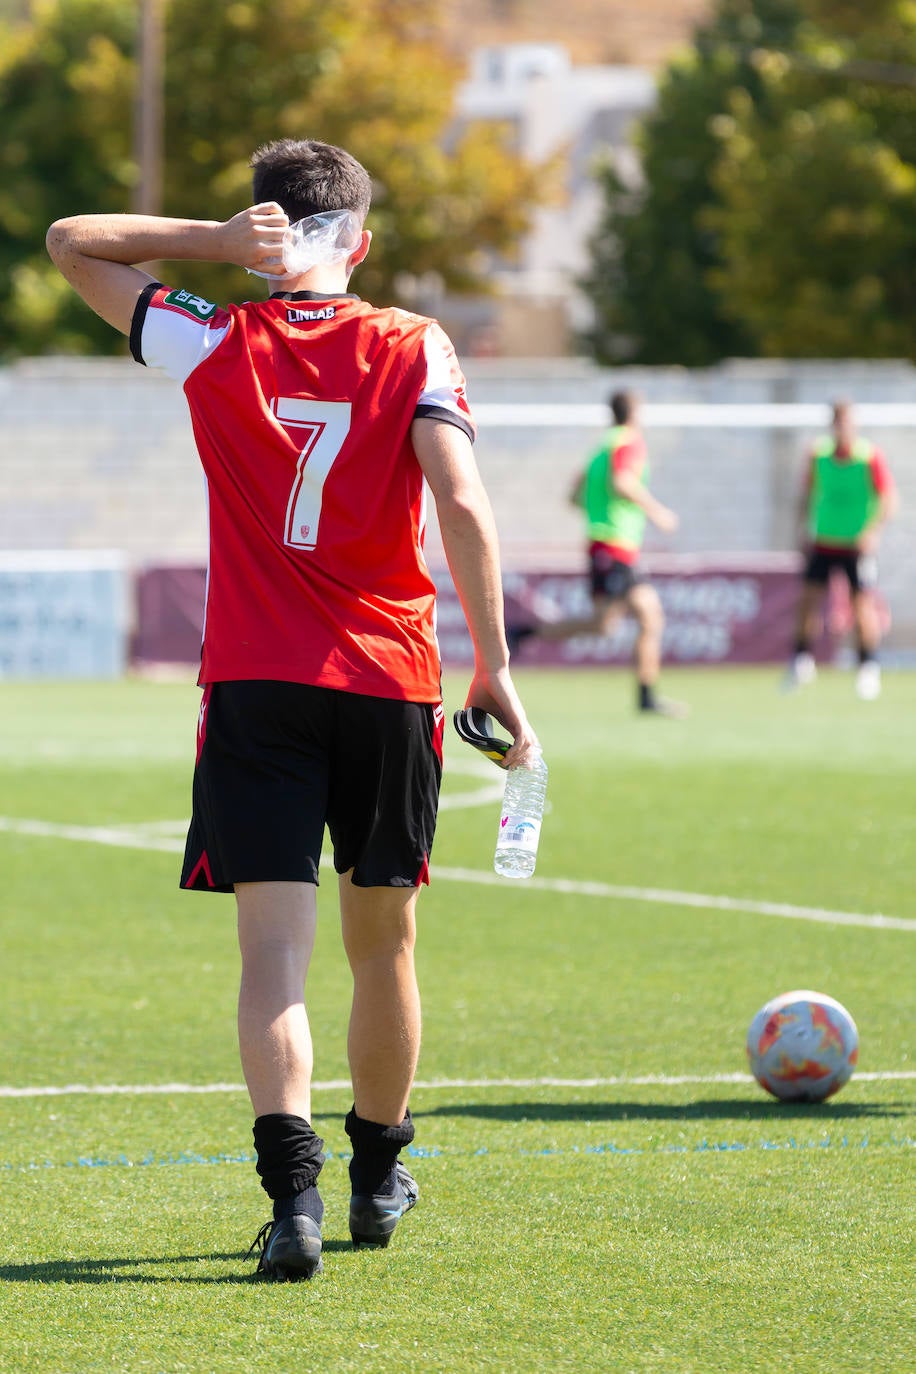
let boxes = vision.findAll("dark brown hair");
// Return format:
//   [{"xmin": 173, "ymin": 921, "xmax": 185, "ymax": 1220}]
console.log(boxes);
[
  {"xmin": 250, "ymin": 139, "xmax": 372, "ymax": 222},
  {"xmin": 609, "ymin": 390, "xmax": 637, "ymax": 426}
]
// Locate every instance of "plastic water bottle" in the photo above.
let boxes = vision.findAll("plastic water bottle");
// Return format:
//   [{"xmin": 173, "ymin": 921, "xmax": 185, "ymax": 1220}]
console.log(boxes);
[{"xmin": 494, "ymin": 751, "xmax": 548, "ymax": 879}]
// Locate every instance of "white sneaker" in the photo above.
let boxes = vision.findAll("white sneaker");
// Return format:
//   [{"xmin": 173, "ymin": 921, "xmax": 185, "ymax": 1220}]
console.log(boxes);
[
  {"xmin": 855, "ymin": 661, "xmax": 881, "ymax": 701},
  {"xmin": 782, "ymin": 652, "xmax": 816, "ymax": 693}
]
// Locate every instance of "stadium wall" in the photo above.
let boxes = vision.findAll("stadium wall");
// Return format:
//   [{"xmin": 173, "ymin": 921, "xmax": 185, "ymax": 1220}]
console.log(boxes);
[{"xmin": 2, "ymin": 354, "xmax": 915, "ymax": 654}]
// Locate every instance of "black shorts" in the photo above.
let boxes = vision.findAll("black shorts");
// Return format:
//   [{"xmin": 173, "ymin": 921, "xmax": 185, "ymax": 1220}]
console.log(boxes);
[
  {"xmin": 180, "ymin": 681, "xmax": 444, "ymax": 893},
  {"xmin": 804, "ymin": 548, "xmax": 877, "ymax": 594},
  {"xmin": 588, "ymin": 548, "xmax": 644, "ymax": 601}
]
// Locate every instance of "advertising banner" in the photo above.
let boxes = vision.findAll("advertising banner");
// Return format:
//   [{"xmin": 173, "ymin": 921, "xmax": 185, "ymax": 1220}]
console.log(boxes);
[
  {"xmin": 439, "ymin": 560, "xmax": 804, "ymax": 667},
  {"xmin": 134, "ymin": 557, "xmax": 806, "ymax": 669},
  {"xmin": 0, "ymin": 551, "xmax": 128, "ymax": 678},
  {"xmin": 133, "ymin": 565, "xmax": 206, "ymax": 668}
]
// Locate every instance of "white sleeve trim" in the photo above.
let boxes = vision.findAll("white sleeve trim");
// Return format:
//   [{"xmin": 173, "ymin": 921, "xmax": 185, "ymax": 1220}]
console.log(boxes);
[
  {"xmin": 418, "ymin": 323, "xmax": 473, "ymax": 431},
  {"xmin": 140, "ymin": 293, "xmax": 230, "ymax": 384}
]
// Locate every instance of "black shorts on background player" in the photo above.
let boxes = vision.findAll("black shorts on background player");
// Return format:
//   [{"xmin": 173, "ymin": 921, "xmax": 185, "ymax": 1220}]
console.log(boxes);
[
  {"xmin": 804, "ymin": 548, "xmax": 877, "ymax": 594},
  {"xmin": 181, "ymin": 681, "xmax": 442, "ymax": 892},
  {"xmin": 589, "ymin": 547, "xmax": 644, "ymax": 600}
]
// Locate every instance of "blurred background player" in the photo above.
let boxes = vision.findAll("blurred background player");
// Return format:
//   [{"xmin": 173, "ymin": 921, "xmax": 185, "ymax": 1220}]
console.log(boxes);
[
  {"xmin": 509, "ymin": 389, "xmax": 685, "ymax": 716},
  {"xmin": 785, "ymin": 399, "xmax": 897, "ymax": 700},
  {"xmin": 46, "ymin": 138, "xmax": 536, "ymax": 1281}
]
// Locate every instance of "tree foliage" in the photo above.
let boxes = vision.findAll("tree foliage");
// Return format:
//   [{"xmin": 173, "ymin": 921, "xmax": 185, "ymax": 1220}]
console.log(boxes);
[
  {"xmin": 709, "ymin": 92, "xmax": 916, "ymax": 357},
  {"xmin": 0, "ymin": 0, "xmax": 541, "ymax": 357},
  {"xmin": 582, "ymin": 0, "xmax": 803, "ymax": 366},
  {"xmin": 708, "ymin": 1, "xmax": 916, "ymax": 357},
  {"xmin": 583, "ymin": 0, "xmax": 916, "ymax": 364}
]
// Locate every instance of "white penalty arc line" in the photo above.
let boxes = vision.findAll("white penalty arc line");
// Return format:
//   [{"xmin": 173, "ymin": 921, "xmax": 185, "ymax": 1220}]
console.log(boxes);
[
  {"xmin": 1, "ymin": 814, "xmax": 914, "ymax": 933},
  {"xmin": 1, "ymin": 1071, "xmax": 914, "ymax": 1099}
]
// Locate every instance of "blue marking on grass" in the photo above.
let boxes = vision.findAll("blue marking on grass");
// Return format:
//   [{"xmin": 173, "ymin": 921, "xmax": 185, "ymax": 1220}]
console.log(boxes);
[{"xmin": 3, "ymin": 1136, "xmax": 912, "ymax": 1172}]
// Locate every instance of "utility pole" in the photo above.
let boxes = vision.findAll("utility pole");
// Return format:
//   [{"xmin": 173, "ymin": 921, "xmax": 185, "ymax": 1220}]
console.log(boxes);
[{"xmin": 132, "ymin": 0, "xmax": 164, "ymax": 215}]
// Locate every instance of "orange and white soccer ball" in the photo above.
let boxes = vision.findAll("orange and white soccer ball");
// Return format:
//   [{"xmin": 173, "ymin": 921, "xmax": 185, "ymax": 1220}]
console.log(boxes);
[{"xmin": 746, "ymin": 990, "xmax": 859, "ymax": 1102}]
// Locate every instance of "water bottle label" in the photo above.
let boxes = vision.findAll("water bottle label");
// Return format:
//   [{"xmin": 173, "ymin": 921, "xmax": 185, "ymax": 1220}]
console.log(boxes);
[{"xmin": 499, "ymin": 815, "xmax": 541, "ymax": 852}]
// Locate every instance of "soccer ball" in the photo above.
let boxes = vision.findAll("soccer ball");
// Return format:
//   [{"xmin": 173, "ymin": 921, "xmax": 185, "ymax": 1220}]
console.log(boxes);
[{"xmin": 746, "ymin": 990, "xmax": 858, "ymax": 1102}]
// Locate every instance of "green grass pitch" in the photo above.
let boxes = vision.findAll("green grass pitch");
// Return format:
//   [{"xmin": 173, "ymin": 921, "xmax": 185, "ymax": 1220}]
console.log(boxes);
[{"xmin": 0, "ymin": 667, "xmax": 913, "ymax": 1372}]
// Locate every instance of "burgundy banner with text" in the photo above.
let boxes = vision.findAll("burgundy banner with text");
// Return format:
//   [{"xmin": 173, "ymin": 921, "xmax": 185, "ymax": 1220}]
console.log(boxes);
[
  {"xmin": 440, "ymin": 561, "xmax": 802, "ymax": 667},
  {"xmin": 133, "ymin": 557, "xmax": 814, "ymax": 669}
]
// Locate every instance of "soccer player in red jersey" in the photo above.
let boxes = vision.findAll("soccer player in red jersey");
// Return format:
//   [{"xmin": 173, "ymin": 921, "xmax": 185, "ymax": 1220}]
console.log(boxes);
[
  {"xmin": 47, "ymin": 138, "xmax": 537, "ymax": 1279},
  {"xmin": 784, "ymin": 399, "xmax": 897, "ymax": 700}
]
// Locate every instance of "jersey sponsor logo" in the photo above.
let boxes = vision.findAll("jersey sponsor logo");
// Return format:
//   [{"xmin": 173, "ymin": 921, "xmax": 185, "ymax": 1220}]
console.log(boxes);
[
  {"xmin": 163, "ymin": 288, "xmax": 217, "ymax": 321},
  {"xmin": 286, "ymin": 306, "xmax": 337, "ymax": 322}
]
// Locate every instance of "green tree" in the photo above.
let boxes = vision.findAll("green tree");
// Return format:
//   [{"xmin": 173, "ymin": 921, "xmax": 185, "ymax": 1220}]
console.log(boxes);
[
  {"xmin": 708, "ymin": 4, "xmax": 916, "ymax": 356},
  {"xmin": 583, "ymin": 0, "xmax": 916, "ymax": 364},
  {"xmin": 582, "ymin": 0, "xmax": 804, "ymax": 365},
  {"xmin": 0, "ymin": 0, "xmax": 541, "ymax": 357},
  {"xmin": 0, "ymin": 0, "xmax": 137, "ymax": 354}
]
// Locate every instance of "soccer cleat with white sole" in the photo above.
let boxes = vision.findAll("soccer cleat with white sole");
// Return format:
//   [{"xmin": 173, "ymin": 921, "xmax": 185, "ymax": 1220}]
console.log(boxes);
[
  {"xmin": 639, "ymin": 695, "xmax": 689, "ymax": 719},
  {"xmin": 781, "ymin": 651, "xmax": 817, "ymax": 693},
  {"xmin": 855, "ymin": 661, "xmax": 881, "ymax": 700}
]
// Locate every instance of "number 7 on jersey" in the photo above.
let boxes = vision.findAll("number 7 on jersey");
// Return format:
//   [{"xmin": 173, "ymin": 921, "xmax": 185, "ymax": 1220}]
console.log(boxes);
[{"xmin": 272, "ymin": 397, "xmax": 352, "ymax": 550}]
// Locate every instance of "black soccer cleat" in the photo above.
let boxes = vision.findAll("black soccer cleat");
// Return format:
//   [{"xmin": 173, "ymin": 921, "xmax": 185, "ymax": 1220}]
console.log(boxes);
[
  {"xmin": 349, "ymin": 1162, "xmax": 419, "ymax": 1249},
  {"xmin": 248, "ymin": 1214, "xmax": 323, "ymax": 1281}
]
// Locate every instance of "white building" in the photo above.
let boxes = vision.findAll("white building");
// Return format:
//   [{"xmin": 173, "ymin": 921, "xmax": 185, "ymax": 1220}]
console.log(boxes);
[{"xmin": 444, "ymin": 44, "xmax": 656, "ymax": 355}]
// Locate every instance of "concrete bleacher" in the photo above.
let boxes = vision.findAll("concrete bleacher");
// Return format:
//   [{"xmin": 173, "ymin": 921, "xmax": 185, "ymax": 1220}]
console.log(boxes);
[{"xmin": 2, "ymin": 353, "xmax": 915, "ymax": 647}]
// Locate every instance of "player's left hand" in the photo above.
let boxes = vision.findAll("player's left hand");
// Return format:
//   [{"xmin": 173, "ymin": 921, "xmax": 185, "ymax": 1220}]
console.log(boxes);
[
  {"xmin": 218, "ymin": 203, "xmax": 289, "ymax": 275},
  {"xmin": 855, "ymin": 529, "xmax": 880, "ymax": 555},
  {"xmin": 653, "ymin": 503, "xmax": 679, "ymax": 534}
]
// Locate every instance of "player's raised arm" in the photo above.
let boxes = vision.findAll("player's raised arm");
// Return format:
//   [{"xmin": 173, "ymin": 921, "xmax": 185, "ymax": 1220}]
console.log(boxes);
[
  {"xmin": 411, "ymin": 416, "xmax": 537, "ymax": 769},
  {"xmin": 46, "ymin": 204, "xmax": 290, "ymax": 335}
]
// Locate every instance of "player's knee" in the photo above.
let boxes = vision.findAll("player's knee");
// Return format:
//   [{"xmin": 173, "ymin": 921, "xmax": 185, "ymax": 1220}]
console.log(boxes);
[
  {"xmin": 589, "ymin": 596, "xmax": 616, "ymax": 632},
  {"xmin": 341, "ymin": 882, "xmax": 418, "ymax": 963},
  {"xmin": 634, "ymin": 588, "xmax": 663, "ymax": 634}
]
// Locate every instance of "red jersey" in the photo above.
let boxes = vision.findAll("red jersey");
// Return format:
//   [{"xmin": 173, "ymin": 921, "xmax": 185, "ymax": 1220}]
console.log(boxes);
[{"xmin": 131, "ymin": 284, "xmax": 476, "ymax": 702}]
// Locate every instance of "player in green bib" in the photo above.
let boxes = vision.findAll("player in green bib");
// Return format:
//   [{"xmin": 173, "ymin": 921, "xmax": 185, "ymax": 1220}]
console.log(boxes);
[
  {"xmin": 508, "ymin": 390, "xmax": 685, "ymax": 715},
  {"xmin": 785, "ymin": 400, "xmax": 897, "ymax": 700}
]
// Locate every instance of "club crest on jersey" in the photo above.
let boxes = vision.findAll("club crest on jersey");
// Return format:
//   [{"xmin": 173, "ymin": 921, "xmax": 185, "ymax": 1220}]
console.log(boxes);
[
  {"xmin": 286, "ymin": 306, "xmax": 336, "ymax": 322},
  {"xmin": 164, "ymin": 288, "xmax": 217, "ymax": 320}
]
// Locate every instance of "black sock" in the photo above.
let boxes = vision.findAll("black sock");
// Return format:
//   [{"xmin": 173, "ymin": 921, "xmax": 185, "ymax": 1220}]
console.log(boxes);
[
  {"xmin": 273, "ymin": 1187, "xmax": 323, "ymax": 1225},
  {"xmin": 252, "ymin": 1113, "xmax": 325, "ymax": 1221},
  {"xmin": 793, "ymin": 639, "xmax": 812, "ymax": 658},
  {"xmin": 345, "ymin": 1108, "xmax": 414, "ymax": 1197},
  {"xmin": 639, "ymin": 682, "xmax": 654, "ymax": 710},
  {"xmin": 858, "ymin": 646, "xmax": 876, "ymax": 665}
]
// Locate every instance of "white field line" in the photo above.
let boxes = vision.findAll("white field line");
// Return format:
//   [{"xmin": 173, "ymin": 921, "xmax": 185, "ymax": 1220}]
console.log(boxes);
[
  {"xmin": 0, "ymin": 816, "xmax": 185, "ymax": 853},
  {"xmin": 433, "ymin": 866, "xmax": 916, "ymax": 933},
  {"xmin": 2, "ymin": 813, "xmax": 914, "ymax": 933},
  {"xmin": 1, "ymin": 1071, "xmax": 913, "ymax": 1099}
]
